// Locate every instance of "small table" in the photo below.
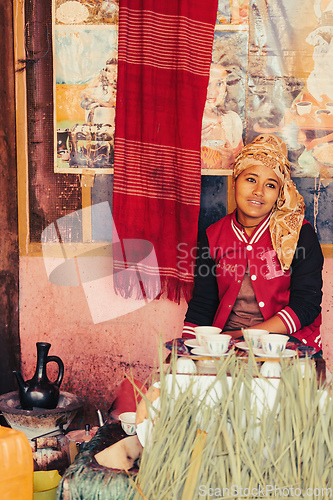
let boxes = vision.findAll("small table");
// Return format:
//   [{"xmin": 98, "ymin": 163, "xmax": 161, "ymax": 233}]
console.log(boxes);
[{"xmin": 165, "ymin": 338, "xmax": 327, "ymax": 382}]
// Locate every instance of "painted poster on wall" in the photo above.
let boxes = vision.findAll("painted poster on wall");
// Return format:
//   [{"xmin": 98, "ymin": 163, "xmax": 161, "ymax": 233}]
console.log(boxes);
[
  {"xmin": 247, "ymin": 0, "xmax": 333, "ymax": 188},
  {"xmin": 53, "ymin": 0, "xmax": 118, "ymax": 173},
  {"xmin": 216, "ymin": 0, "xmax": 249, "ymax": 25},
  {"xmin": 201, "ymin": 28, "xmax": 248, "ymax": 172}
]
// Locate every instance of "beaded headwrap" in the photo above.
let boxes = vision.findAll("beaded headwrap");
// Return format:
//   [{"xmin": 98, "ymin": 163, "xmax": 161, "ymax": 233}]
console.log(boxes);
[{"xmin": 233, "ymin": 134, "xmax": 305, "ymax": 271}]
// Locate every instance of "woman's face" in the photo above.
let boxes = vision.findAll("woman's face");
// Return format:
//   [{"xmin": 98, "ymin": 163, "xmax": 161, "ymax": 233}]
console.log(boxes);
[
  {"xmin": 206, "ymin": 64, "xmax": 227, "ymax": 108},
  {"xmin": 234, "ymin": 163, "xmax": 280, "ymax": 225},
  {"xmin": 105, "ymin": 64, "xmax": 118, "ymax": 86}
]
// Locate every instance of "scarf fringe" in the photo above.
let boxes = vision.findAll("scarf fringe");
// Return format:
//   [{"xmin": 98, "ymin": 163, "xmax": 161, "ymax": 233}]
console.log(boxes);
[{"xmin": 113, "ymin": 271, "xmax": 194, "ymax": 305}]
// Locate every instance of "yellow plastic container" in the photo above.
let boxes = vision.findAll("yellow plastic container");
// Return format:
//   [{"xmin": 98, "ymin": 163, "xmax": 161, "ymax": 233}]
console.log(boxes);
[
  {"xmin": 33, "ymin": 470, "xmax": 61, "ymax": 500},
  {"xmin": 0, "ymin": 425, "xmax": 34, "ymax": 500}
]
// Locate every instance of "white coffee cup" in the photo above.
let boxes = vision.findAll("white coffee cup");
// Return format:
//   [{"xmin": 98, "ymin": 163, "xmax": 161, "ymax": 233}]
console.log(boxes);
[
  {"xmin": 119, "ymin": 412, "xmax": 137, "ymax": 435},
  {"xmin": 296, "ymin": 101, "xmax": 312, "ymax": 115},
  {"xmin": 260, "ymin": 361, "xmax": 282, "ymax": 378},
  {"xmin": 176, "ymin": 357, "xmax": 197, "ymax": 374},
  {"xmin": 261, "ymin": 334, "xmax": 288, "ymax": 355},
  {"xmin": 194, "ymin": 326, "xmax": 222, "ymax": 347},
  {"xmin": 315, "ymin": 109, "xmax": 331, "ymax": 121},
  {"xmin": 242, "ymin": 329, "xmax": 268, "ymax": 349},
  {"xmin": 206, "ymin": 334, "xmax": 231, "ymax": 355}
]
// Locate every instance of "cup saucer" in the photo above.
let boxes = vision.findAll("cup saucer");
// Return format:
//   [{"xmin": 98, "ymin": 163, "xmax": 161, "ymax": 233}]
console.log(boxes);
[
  {"xmin": 252, "ymin": 348, "xmax": 297, "ymax": 359},
  {"xmin": 191, "ymin": 347, "xmax": 229, "ymax": 358},
  {"xmin": 235, "ymin": 341, "xmax": 250, "ymax": 351},
  {"xmin": 184, "ymin": 339, "xmax": 200, "ymax": 348}
]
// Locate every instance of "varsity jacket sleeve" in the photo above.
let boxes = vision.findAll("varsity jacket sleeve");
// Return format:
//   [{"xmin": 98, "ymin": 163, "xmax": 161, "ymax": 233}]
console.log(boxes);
[
  {"xmin": 276, "ymin": 222, "xmax": 323, "ymax": 333},
  {"xmin": 183, "ymin": 232, "xmax": 220, "ymax": 336}
]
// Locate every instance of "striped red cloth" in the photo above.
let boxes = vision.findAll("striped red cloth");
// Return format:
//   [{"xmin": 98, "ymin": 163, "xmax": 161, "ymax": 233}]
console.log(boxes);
[{"xmin": 113, "ymin": 0, "xmax": 218, "ymax": 302}]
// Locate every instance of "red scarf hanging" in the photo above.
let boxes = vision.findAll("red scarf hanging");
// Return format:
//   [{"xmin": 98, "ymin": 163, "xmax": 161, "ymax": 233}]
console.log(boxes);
[{"xmin": 113, "ymin": 0, "xmax": 218, "ymax": 303}]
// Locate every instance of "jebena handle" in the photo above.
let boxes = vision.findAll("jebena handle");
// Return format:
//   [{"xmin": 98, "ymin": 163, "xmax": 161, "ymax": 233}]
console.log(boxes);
[{"xmin": 46, "ymin": 356, "xmax": 64, "ymax": 387}]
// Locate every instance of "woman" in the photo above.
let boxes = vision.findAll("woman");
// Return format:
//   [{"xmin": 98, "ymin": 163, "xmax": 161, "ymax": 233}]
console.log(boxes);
[
  {"xmin": 184, "ymin": 134, "xmax": 324, "ymax": 353},
  {"xmin": 201, "ymin": 63, "xmax": 243, "ymax": 170},
  {"xmin": 80, "ymin": 57, "xmax": 117, "ymax": 125}
]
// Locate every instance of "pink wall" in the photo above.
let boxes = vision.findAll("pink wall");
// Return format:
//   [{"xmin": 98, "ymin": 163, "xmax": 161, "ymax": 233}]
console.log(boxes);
[
  {"xmin": 19, "ymin": 256, "xmax": 187, "ymax": 424},
  {"xmin": 19, "ymin": 255, "xmax": 333, "ymax": 424},
  {"xmin": 321, "ymin": 257, "xmax": 333, "ymax": 370}
]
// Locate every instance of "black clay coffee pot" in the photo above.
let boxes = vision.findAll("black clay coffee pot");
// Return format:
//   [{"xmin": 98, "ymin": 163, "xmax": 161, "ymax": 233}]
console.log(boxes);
[{"xmin": 14, "ymin": 342, "xmax": 64, "ymax": 410}]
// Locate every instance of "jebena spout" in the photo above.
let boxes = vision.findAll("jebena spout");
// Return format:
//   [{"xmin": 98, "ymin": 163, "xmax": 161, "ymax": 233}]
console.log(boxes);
[{"xmin": 13, "ymin": 371, "xmax": 29, "ymax": 394}]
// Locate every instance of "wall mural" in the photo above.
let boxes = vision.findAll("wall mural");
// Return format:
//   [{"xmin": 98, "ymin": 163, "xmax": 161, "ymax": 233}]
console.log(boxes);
[
  {"xmin": 247, "ymin": 0, "xmax": 333, "ymax": 186},
  {"xmin": 54, "ymin": 0, "xmax": 118, "ymax": 173},
  {"xmin": 53, "ymin": 0, "xmax": 333, "ymax": 241},
  {"xmin": 200, "ymin": 29, "xmax": 248, "ymax": 171}
]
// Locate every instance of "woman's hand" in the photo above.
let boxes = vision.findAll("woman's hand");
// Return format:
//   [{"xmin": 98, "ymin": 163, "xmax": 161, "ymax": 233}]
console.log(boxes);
[
  {"xmin": 201, "ymin": 120, "xmax": 217, "ymax": 141},
  {"xmin": 222, "ymin": 330, "xmax": 243, "ymax": 340},
  {"xmin": 251, "ymin": 316, "xmax": 288, "ymax": 335},
  {"xmin": 223, "ymin": 316, "xmax": 288, "ymax": 340}
]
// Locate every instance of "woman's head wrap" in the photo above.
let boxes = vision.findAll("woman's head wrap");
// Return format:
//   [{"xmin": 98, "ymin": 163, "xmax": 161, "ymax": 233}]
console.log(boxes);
[{"xmin": 233, "ymin": 134, "xmax": 305, "ymax": 271}]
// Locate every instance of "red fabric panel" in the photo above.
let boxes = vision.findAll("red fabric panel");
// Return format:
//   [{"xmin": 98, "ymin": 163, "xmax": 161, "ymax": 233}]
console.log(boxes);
[{"xmin": 113, "ymin": 0, "xmax": 218, "ymax": 302}]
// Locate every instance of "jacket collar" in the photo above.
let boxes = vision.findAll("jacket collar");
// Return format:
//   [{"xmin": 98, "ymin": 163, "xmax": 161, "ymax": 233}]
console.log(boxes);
[{"xmin": 231, "ymin": 210, "xmax": 271, "ymax": 245}]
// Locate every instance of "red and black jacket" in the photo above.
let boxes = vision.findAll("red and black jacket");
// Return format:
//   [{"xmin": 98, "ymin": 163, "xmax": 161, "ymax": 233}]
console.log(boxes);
[{"xmin": 184, "ymin": 210, "xmax": 323, "ymax": 352}]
